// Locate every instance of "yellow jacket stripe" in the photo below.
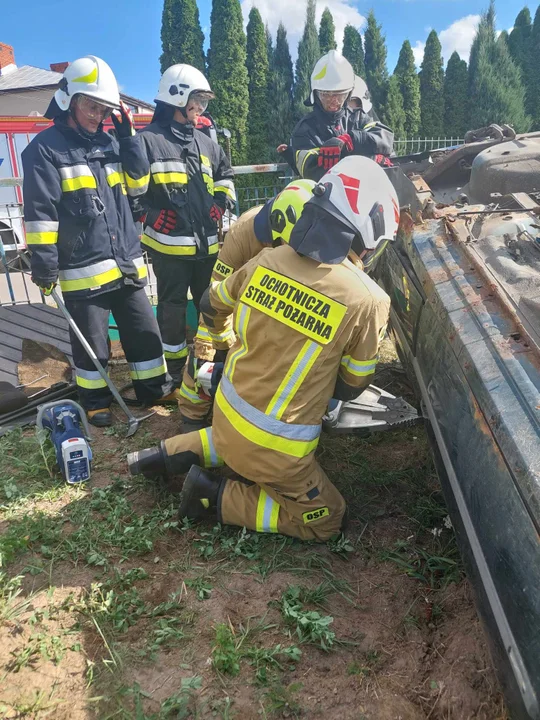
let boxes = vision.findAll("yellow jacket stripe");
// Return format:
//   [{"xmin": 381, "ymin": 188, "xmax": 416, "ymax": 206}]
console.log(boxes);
[
  {"xmin": 215, "ymin": 278, "xmax": 235, "ymax": 308},
  {"xmin": 216, "ymin": 376, "xmax": 320, "ymax": 459},
  {"xmin": 256, "ymin": 490, "xmax": 280, "ymax": 532},
  {"xmin": 179, "ymin": 382, "xmax": 206, "ymax": 404},
  {"xmin": 163, "ymin": 341, "xmax": 188, "ymax": 359},
  {"xmin": 58, "ymin": 164, "xmax": 96, "ymax": 193},
  {"xmin": 125, "ymin": 171, "xmax": 150, "ymax": 196},
  {"xmin": 59, "ymin": 259, "xmax": 121, "ymax": 293},
  {"xmin": 214, "ymin": 179, "xmax": 236, "ymax": 201},
  {"xmin": 226, "ymin": 304, "xmax": 250, "ymax": 381},
  {"xmin": 25, "ymin": 220, "xmax": 59, "ymax": 244},
  {"xmin": 266, "ymin": 340, "xmax": 322, "ymax": 420},
  {"xmin": 340, "ymin": 355, "xmax": 378, "ymax": 377}
]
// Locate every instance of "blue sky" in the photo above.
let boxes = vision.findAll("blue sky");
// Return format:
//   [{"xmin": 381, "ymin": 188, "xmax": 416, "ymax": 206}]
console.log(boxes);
[{"xmin": 2, "ymin": 0, "xmax": 529, "ymax": 104}]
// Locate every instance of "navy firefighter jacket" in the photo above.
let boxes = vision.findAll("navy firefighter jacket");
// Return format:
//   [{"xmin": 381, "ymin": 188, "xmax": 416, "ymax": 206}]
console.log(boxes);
[{"xmin": 22, "ymin": 118, "xmax": 147, "ymax": 299}]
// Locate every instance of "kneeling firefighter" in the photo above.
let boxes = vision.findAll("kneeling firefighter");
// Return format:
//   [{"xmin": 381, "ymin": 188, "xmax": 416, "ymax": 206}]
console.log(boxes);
[
  {"xmin": 118, "ymin": 64, "xmax": 236, "ymax": 386},
  {"xmin": 177, "ymin": 179, "xmax": 316, "ymax": 431},
  {"xmin": 128, "ymin": 157, "xmax": 399, "ymax": 541},
  {"xmin": 22, "ymin": 56, "xmax": 175, "ymax": 427}
]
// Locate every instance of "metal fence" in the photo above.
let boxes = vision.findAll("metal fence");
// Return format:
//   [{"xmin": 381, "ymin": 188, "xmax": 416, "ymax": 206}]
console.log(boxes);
[{"xmin": 393, "ymin": 136, "xmax": 464, "ymax": 155}]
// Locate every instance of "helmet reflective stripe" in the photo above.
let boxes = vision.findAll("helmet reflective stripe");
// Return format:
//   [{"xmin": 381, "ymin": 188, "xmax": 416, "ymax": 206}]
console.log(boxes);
[
  {"xmin": 310, "ymin": 50, "xmax": 355, "ymax": 104},
  {"xmin": 270, "ymin": 179, "xmax": 316, "ymax": 243},
  {"xmin": 350, "ymin": 76, "xmax": 372, "ymax": 114},
  {"xmin": 155, "ymin": 64, "xmax": 214, "ymax": 109},
  {"xmin": 54, "ymin": 56, "xmax": 120, "ymax": 112},
  {"xmin": 320, "ymin": 156, "xmax": 400, "ymax": 252}
]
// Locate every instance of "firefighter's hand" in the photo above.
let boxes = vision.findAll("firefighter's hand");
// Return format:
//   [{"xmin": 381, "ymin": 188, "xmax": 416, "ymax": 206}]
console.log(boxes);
[
  {"xmin": 373, "ymin": 154, "xmax": 394, "ymax": 167},
  {"xmin": 32, "ymin": 278, "xmax": 57, "ymax": 296},
  {"xmin": 318, "ymin": 138, "xmax": 345, "ymax": 170},
  {"xmin": 209, "ymin": 204, "xmax": 224, "ymax": 223},
  {"xmin": 149, "ymin": 209, "xmax": 177, "ymax": 235},
  {"xmin": 111, "ymin": 101, "xmax": 136, "ymax": 138},
  {"xmin": 337, "ymin": 133, "xmax": 354, "ymax": 152}
]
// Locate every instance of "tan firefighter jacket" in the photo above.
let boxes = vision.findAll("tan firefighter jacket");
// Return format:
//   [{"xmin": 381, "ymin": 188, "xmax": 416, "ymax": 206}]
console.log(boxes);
[
  {"xmin": 193, "ymin": 204, "xmax": 265, "ymax": 359},
  {"xmin": 204, "ymin": 243, "xmax": 390, "ymax": 482}
]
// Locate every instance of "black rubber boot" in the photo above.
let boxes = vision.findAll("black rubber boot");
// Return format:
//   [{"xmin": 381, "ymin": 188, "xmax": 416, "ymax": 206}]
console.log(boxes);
[
  {"xmin": 127, "ymin": 442, "xmax": 200, "ymax": 480},
  {"xmin": 179, "ymin": 413, "xmax": 209, "ymax": 434},
  {"xmin": 127, "ymin": 444, "xmax": 167, "ymax": 478},
  {"xmin": 87, "ymin": 409, "xmax": 112, "ymax": 427},
  {"xmin": 178, "ymin": 465, "xmax": 223, "ymax": 521}
]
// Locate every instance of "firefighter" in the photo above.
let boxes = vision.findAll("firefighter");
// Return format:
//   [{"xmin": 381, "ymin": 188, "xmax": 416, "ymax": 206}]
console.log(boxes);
[
  {"xmin": 127, "ymin": 157, "xmax": 400, "ymax": 541},
  {"xmin": 22, "ymin": 56, "xmax": 176, "ymax": 427},
  {"xmin": 178, "ymin": 179, "xmax": 316, "ymax": 431},
  {"xmin": 119, "ymin": 64, "xmax": 236, "ymax": 387},
  {"xmin": 348, "ymin": 76, "xmax": 373, "ymax": 117},
  {"xmin": 287, "ymin": 51, "xmax": 394, "ymax": 181}
]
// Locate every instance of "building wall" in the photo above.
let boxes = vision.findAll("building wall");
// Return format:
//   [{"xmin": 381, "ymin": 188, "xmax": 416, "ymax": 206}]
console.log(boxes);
[{"xmin": 0, "ymin": 88, "xmax": 55, "ymax": 116}]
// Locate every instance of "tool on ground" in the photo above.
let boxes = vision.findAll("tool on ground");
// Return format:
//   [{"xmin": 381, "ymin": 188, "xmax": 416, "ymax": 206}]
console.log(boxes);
[
  {"xmin": 18, "ymin": 251, "xmax": 153, "ymax": 437},
  {"xmin": 37, "ymin": 400, "xmax": 92, "ymax": 484},
  {"xmin": 323, "ymin": 385, "xmax": 420, "ymax": 434}
]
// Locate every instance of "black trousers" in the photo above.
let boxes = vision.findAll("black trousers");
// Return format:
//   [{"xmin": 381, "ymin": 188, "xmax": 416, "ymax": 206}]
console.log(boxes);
[
  {"xmin": 151, "ymin": 252, "xmax": 216, "ymax": 386},
  {"xmin": 65, "ymin": 285, "xmax": 174, "ymax": 411}
]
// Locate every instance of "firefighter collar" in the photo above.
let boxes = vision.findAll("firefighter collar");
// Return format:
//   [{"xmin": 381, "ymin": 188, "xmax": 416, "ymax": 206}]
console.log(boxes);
[{"xmin": 253, "ymin": 201, "xmax": 273, "ymax": 246}]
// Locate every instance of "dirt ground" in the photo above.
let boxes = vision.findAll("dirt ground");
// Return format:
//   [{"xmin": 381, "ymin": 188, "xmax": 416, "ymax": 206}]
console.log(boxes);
[{"xmin": 0, "ymin": 341, "xmax": 508, "ymax": 719}]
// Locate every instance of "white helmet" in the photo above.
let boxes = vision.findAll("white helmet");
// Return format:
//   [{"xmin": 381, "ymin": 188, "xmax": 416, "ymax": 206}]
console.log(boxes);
[
  {"xmin": 310, "ymin": 50, "xmax": 355, "ymax": 104},
  {"xmin": 350, "ymin": 76, "xmax": 372, "ymax": 114},
  {"xmin": 54, "ymin": 56, "xmax": 120, "ymax": 112},
  {"xmin": 289, "ymin": 156, "xmax": 400, "ymax": 265},
  {"xmin": 155, "ymin": 64, "xmax": 214, "ymax": 108}
]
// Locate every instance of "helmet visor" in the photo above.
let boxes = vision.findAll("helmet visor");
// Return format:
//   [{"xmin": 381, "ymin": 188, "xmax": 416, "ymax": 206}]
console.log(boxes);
[
  {"xmin": 76, "ymin": 95, "xmax": 113, "ymax": 121},
  {"xmin": 188, "ymin": 92, "xmax": 214, "ymax": 113},
  {"xmin": 317, "ymin": 89, "xmax": 349, "ymax": 112}
]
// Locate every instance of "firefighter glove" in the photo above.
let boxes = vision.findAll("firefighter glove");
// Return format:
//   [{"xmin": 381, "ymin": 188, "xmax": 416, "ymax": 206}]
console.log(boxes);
[
  {"xmin": 150, "ymin": 209, "xmax": 177, "ymax": 235},
  {"xmin": 336, "ymin": 133, "xmax": 354, "ymax": 152},
  {"xmin": 374, "ymin": 154, "xmax": 394, "ymax": 167},
  {"xmin": 111, "ymin": 101, "xmax": 136, "ymax": 138},
  {"xmin": 209, "ymin": 203, "xmax": 224, "ymax": 223},
  {"xmin": 33, "ymin": 278, "xmax": 57, "ymax": 296},
  {"xmin": 318, "ymin": 138, "xmax": 345, "ymax": 170}
]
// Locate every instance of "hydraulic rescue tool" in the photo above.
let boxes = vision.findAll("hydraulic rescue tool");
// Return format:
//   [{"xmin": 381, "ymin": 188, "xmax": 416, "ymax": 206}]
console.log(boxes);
[
  {"xmin": 196, "ymin": 361, "xmax": 420, "ymax": 433},
  {"xmin": 37, "ymin": 400, "xmax": 93, "ymax": 484}
]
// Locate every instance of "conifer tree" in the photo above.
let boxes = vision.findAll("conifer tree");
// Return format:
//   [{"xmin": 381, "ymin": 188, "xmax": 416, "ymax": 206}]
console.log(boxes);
[
  {"xmin": 246, "ymin": 8, "xmax": 270, "ymax": 162},
  {"xmin": 419, "ymin": 30, "xmax": 444, "ymax": 136},
  {"xmin": 294, "ymin": 0, "xmax": 321, "ymax": 120},
  {"xmin": 342, "ymin": 25, "xmax": 365, "ymax": 78},
  {"xmin": 318, "ymin": 8, "xmax": 337, "ymax": 54},
  {"xmin": 207, "ymin": 0, "xmax": 250, "ymax": 163},
  {"xmin": 508, "ymin": 7, "xmax": 532, "ymax": 76},
  {"xmin": 383, "ymin": 75, "xmax": 406, "ymax": 140},
  {"xmin": 268, "ymin": 23, "xmax": 295, "ymax": 154},
  {"xmin": 469, "ymin": 1, "xmax": 529, "ymax": 132},
  {"xmin": 394, "ymin": 40, "xmax": 420, "ymax": 136},
  {"xmin": 443, "ymin": 52, "xmax": 468, "ymax": 136},
  {"xmin": 364, "ymin": 11, "xmax": 389, "ymax": 116},
  {"xmin": 160, "ymin": 0, "xmax": 205, "ymax": 73},
  {"xmin": 527, "ymin": 6, "xmax": 540, "ymax": 126}
]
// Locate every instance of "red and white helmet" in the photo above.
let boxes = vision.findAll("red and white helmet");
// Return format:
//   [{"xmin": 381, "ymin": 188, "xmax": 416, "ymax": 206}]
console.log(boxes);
[{"xmin": 289, "ymin": 156, "xmax": 400, "ymax": 265}]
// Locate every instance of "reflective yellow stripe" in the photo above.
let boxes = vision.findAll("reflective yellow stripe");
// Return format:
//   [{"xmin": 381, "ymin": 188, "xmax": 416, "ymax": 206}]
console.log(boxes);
[
  {"xmin": 125, "ymin": 172, "xmax": 150, "ymax": 189},
  {"xmin": 340, "ymin": 355, "xmax": 377, "ymax": 377},
  {"xmin": 215, "ymin": 279, "xmax": 235, "ymax": 307},
  {"xmin": 364, "ymin": 121, "xmax": 378, "ymax": 130},
  {"xmin": 137, "ymin": 264, "xmax": 148, "ymax": 279},
  {"xmin": 266, "ymin": 340, "xmax": 322, "ymax": 420},
  {"xmin": 215, "ymin": 385, "xmax": 319, "ymax": 458},
  {"xmin": 142, "ymin": 234, "xmax": 197, "ymax": 256},
  {"xmin": 297, "ymin": 148, "xmax": 319, "ymax": 177},
  {"xmin": 106, "ymin": 171, "xmax": 126, "ymax": 189},
  {"xmin": 60, "ymin": 267, "xmax": 122, "ymax": 293},
  {"xmin": 152, "ymin": 172, "xmax": 188, "ymax": 185},
  {"xmin": 214, "ymin": 185, "xmax": 235, "ymax": 200},
  {"xmin": 203, "ymin": 174, "xmax": 214, "ymax": 194},
  {"xmin": 256, "ymin": 490, "xmax": 280, "ymax": 533},
  {"xmin": 195, "ymin": 327, "xmax": 212, "ymax": 342},
  {"xmin": 73, "ymin": 66, "xmax": 98, "ymax": 84},
  {"xmin": 164, "ymin": 341, "xmax": 188, "ymax": 359},
  {"xmin": 75, "ymin": 369, "xmax": 108, "ymax": 389},
  {"xmin": 208, "ymin": 241, "xmax": 219, "ymax": 255},
  {"xmin": 199, "ymin": 427, "xmax": 223, "ymax": 468},
  {"xmin": 61, "ymin": 176, "xmax": 97, "ymax": 192},
  {"xmin": 129, "ymin": 362, "xmax": 167, "ymax": 381},
  {"xmin": 226, "ymin": 304, "xmax": 250, "ymax": 381},
  {"xmin": 200, "ymin": 154, "xmax": 211, "ymax": 167},
  {"xmin": 26, "ymin": 232, "xmax": 58, "ymax": 245},
  {"xmin": 179, "ymin": 382, "xmax": 206, "ymax": 404}
]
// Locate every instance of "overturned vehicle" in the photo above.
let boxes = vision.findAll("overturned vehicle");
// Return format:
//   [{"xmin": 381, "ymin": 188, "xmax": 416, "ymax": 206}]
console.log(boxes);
[{"xmin": 376, "ymin": 128, "xmax": 540, "ymax": 720}]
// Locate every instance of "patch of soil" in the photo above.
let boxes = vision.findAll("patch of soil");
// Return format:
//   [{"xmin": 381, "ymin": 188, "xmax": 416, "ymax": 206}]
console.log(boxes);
[{"xmin": 18, "ymin": 339, "xmax": 71, "ymax": 395}]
